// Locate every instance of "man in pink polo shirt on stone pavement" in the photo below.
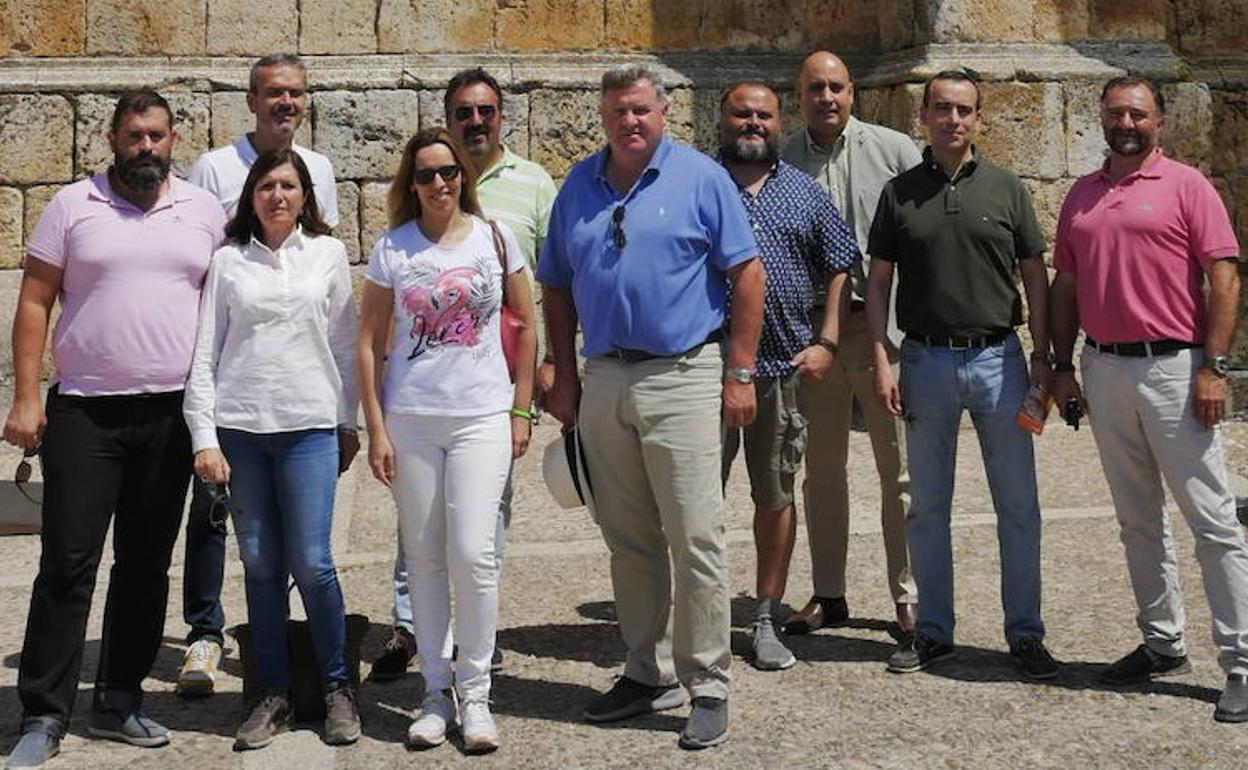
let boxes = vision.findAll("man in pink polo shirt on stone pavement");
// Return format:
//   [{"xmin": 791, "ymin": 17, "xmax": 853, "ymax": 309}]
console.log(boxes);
[
  {"xmin": 1050, "ymin": 75, "xmax": 1248, "ymax": 724},
  {"xmin": 2, "ymin": 90, "xmax": 227, "ymax": 769}
]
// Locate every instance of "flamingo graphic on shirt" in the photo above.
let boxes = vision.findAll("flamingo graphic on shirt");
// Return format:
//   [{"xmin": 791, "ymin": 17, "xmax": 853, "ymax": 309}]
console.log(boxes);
[{"xmin": 398, "ymin": 253, "xmax": 500, "ymax": 360}]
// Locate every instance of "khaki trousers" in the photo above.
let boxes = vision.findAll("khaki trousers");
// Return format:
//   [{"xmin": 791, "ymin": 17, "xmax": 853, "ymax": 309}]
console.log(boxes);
[
  {"xmin": 803, "ymin": 311, "xmax": 917, "ymax": 603},
  {"xmin": 579, "ymin": 343, "xmax": 731, "ymax": 699}
]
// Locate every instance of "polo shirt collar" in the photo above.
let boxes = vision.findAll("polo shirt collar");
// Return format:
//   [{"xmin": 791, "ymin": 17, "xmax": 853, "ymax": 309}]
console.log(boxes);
[
  {"xmin": 922, "ymin": 144, "xmax": 980, "ymax": 181},
  {"xmin": 87, "ymin": 171, "xmax": 193, "ymax": 213},
  {"xmin": 716, "ymin": 153, "xmax": 781, "ymax": 194},
  {"xmin": 594, "ymin": 134, "xmax": 672, "ymax": 193},
  {"xmin": 477, "ymin": 144, "xmax": 518, "ymax": 183},
  {"xmin": 1097, "ymin": 146, "xmax": 1165, "ymax": 184}
]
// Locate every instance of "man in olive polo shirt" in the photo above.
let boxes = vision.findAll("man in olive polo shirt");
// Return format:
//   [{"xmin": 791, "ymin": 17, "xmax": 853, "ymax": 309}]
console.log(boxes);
[{"xmin": 866, "ymin": 70, "xmax": 1057, "ymax": 679}]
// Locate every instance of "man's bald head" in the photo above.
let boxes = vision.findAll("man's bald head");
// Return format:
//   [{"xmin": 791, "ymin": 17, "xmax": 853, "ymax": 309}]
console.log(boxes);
[{"xmin": 796, "ymin": 51, "xmax": 855, "ymax": 147}]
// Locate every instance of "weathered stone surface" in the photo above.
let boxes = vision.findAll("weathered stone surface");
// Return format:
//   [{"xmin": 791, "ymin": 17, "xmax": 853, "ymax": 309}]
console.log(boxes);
[
  {"xmin": 1063, "ymin": 80, "xmax": 1106, "ymax": 177},
  {"xmin": 498, "ymin": 0, "xmax": 604, "ymax": 51},
  {"xmin": 804, "ymin": 0, "xmax": 882, "ymax": 54},
  {"xmin": 359, "ymin": 181, "xmax": 392, "ymax": 262},
  {"xmin": 85, "ymin": 0, "xmax": 206, "ymax": 55},
  {"xmin": 664, "ymin": 89, "xmax": 696, "ymax": 147},
  {"xmin": 1088, "ymin": 0, "xmax": 1166, "ymax": 41},
  {"xmin": 0, "ymin": 95, "xmax": 73, "ymax": 185},
  {"xmin": 700, "ymin": 0, "xmax": 807, "ymax": 51},
  {"xmin": 1022, "ymin": 177, "xmax": 1075, "ymax": 253},
  {"xmin": 335, "ymin": 181, "xmax": 361, "ymax": 262},
  {"xmin": 378, "ymin": 0, "xmax": 494, "ymax": 53},
  {"xmin": 1033, "ymin": 0, "xmax": 1091, "ymax": 41},
  {"xmin": 856, "ymin": 84, "xmax": 923, "ymax": 139},
  {"xmin": 1162, "ymin": 82, "xmax": 1213, "ymax": 174},
  {"xmin": 976, "ymin": 82, "xmax": 1064, "ymax": 180},
  {"xmin": 529, "ymin": 89, "xmax": 603, "ymax": 179},
  {"xmin": 0, "ymin": 188, "xmax": 23, "ymax": 269},
  {"xmin": 300, "ymin": 0, "xmax": 377, "ymax": 55},
  {"xmin": 1211, "ymin": 90, "xmax": 1248, "ymax": 179},
  {"xmin": 206, "ymin": 0, "xmax": 297, "ymax": 55},
  {"xmin": 929, "ymin": 0, "xmax": 1090, "ymax": 43},
  {"xmin": 604, "ymin": 0, "xmax": 701, "ymax": 49},
  {"xmin": 23, "ymin": 185, "xmax": 62, "ymax": 243},
  {"xmin": 1, "ymin": 0, "xmax": 85, "ymax": 56},
  {"xmin": 1173, "ymin": 0, "xmax": 1248, "ymax": 54},
  {"xmin": 314, "ymin": 90, "xmax": 420, "ymax": 179},
  {"xmin": 75, "ymin": 91, "xmax": 210, "ymax": 180},
  {"xmin": 416, "ymin": 90, "xmax": 532, "ymax": 160},
  {"xmin": 209, "ymin": 91, "xmax": 314, "ymax": 150}
]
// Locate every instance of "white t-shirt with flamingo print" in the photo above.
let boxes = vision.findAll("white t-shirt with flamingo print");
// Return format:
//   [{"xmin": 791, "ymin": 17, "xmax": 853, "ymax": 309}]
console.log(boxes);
[{"xmin": 365, "ymin": 215, "xmax": 525, "ymax": 417}]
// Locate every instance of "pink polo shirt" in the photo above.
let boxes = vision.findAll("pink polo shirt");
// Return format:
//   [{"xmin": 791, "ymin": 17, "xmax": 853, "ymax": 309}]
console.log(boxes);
[
  {"xmin": 1052, "ymin": 148, "xmax": 1239, "ymax": 344},
  {"xmin": 26, "ymin": 173, "xmax": 227, "ymax": 396}
]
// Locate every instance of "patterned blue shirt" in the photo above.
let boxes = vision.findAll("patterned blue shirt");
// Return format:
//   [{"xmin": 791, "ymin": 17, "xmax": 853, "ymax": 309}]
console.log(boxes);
[{"xmin": 729, "ymin": 158, "xmax": 861, "ymax": 377}]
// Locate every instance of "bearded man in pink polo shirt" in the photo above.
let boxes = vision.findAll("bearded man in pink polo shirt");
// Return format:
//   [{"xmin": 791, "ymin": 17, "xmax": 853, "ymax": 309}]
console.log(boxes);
[
  {"xmin": 1051, "ymin": 76, "xmax": 1248, "ymax": 724},
  {"xmin": 2, "ymin": 90, "xmax": 227, "ymax": 768}
]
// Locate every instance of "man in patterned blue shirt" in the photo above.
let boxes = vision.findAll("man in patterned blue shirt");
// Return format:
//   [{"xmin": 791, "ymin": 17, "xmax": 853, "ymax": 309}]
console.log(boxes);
[{"xmin": 718, "ymin": 82, "xmax": 860, "ymax": 671}]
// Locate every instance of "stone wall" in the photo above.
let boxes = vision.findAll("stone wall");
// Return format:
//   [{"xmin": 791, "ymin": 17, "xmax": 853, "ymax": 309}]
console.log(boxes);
[{"xmin": 1, "ymin": 0, "xmax": 1247, "ymax": 368}]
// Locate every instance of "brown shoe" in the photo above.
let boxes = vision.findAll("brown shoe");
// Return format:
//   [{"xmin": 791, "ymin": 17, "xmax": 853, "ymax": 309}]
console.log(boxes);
[
  {"xmin": 782, "ymin": 596, "xmax": 849, "ymax": 635},
  {"xmin": 895, "ymin": 602, "xmax": 917, "ymax": 633}
]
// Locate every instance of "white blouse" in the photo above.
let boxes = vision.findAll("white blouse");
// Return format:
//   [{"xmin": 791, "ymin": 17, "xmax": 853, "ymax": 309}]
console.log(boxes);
[{"xmin": 184, "ymin": 227, "xmax": 359, "ymax": 452}]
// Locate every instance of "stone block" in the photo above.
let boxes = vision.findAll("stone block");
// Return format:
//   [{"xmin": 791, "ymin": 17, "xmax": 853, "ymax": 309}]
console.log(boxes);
[
  {"xmin": 75, "ymin": 91, "xmax": 210, "ymax": 180},
  {"xmin": 803, "ymin": 0, "xmax": 882, "ymax": 54},
  {"xmin": 1032, "ymin": 0, "xmax": 1090, "ymax": 41},
  {"xmin": 416, "ymin": 90, "xmax": 531, "ymax": 160},
  {"xmin": 23, "ymin": 185, "xmax": 62, "ymax": 244},
  {"xmin": 975, "ymin": 82, "xmax": 1064, "ymax": 180},
  {"xmin": 700, "ymin": 0, "xmax": 807, "ymax": 50},
  {"xmin": 1162, "ymin": 82, "xmax": 1213, "ymax": 174},
  {"xmin": 497, "ymin": 0, "xmax": 604, "ymax": 51},
  {"xmin": 0, "ymin": 0, "xmax": 85, "ymax": 56},
  {"xmin": 206, "ymin": 0, "xmax": 297, "ymax": 55},
  {"xmin": 529, "ymin": 89, "xmax": 604, "ymax": 180},
  {"xmin": 878, "ymin": 0, "xmax": 926, "ymax": 50},
  {"xmin": 1173, "ymin": 0, "xmax": 1248, "ymax": 54},
  {"xmin": 856, "ymin": 84, "xmax": 923, "ymax": 140},
  {"xmin": 209, "ymin": 91, "xmax": 314, "ymax": 151},
  {"xmin": 360, "ymin": 182, "xmax": 393, "ymax": 262},
  {"xmin": 604, "ymin": 0, "xmax": 701, "ymax": 49},
  {"xmin": 0, "ymin": 188, "xmax": 23, "ymax": 270},
  {"xmin": 1211, "ymin": 91, "xmax": 1248, "ymax": 179},
  {"xmin": 1063, "ymin": 81, "xmax": 1106, "ymax": 177},
  {"xmin": 1021, "ymin": 177, "xmax": 1074, "ymax": 254},
  {"xmin": 378, "ymin": 0, "xmax": 495, "ymax": 53},
  {"xmin": 85, "ymin": 0, "xmax": 206, "ymax": 55},
  {"xmin": 1087, "ymin": 0, "xmax": 1166, "ymax": 41},
  {"xmin": 335, "ymin": 181, "xmax": 362, "ymax": 263},
  {"xmin": 300, "ymin": 0, "xmax": 377, "ymax": 55},
  {"xmin": 927, "ymin": 0, "xmax": 1089, "ymax": 43},
  {"xmin": 664, "ymin": 89, "xmax": 697, "ymax": 147},
  {"xmin": 314, "ymin": 90, "xmax": 420, "ymax": 179},
  {"xmin": 0, "ymin": 95, "xmax": 73, "ymax": 185}
]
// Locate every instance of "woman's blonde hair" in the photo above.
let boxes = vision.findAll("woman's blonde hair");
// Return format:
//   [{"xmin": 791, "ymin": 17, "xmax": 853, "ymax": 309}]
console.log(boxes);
[{"xmin": 387, "ymin": 127, "xmax": 481, "ymax": 228}]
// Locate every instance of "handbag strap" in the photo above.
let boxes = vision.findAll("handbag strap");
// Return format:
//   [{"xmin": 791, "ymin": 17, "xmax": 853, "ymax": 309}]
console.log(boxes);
[{"xmin": 488, "ymin": 219, "xmax": 509, "ymax": 308}]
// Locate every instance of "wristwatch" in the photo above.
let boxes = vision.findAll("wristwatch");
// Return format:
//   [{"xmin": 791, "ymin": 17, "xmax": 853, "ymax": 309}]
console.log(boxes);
[
  {"xmin": 724, "ymin": 366, "xmax": 755, "ymax": 384},
  {"xmin": 815, "ymin": 336, "xmax": 839, "ymax": 355},
  {"xmin": 1204, "ymin": 354, "xmax": 1231, "ymax": 378}
]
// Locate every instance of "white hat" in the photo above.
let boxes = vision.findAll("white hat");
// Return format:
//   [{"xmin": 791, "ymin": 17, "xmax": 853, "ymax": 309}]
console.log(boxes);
[{"xmin": 542, "ymin": 428, "xmax": 595, "ymax": 512}]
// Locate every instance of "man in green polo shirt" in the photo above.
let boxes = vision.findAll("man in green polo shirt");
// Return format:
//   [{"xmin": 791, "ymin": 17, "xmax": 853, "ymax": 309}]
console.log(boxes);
[
  {"xmin": 370, "ymin": 67, "xmax": 558, "ymax": 682},
  {"xmin": 865, "ymin": 70, "xmax": 1057, "ymax": 680}
]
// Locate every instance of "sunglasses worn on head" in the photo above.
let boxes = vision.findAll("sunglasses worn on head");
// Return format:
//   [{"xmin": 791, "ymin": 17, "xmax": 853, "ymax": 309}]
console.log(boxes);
[
  {"xmin": 610, "ymin": 205, "xmax": 627, "ymax": 250},
  {"xmin": 412, "ymin": 164, "xmax": 461, "ymax": 185},
  {"xmin": 453, "ymin": 104, "xmax": 497, "ymax": 122}
]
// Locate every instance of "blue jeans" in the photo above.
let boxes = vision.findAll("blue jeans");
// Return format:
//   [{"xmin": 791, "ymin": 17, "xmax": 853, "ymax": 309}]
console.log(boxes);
[
  {"xmin": 219, "ymin": 428, "xmax": 348, "ymax": 691},
  {"xmin": 899, "ymin": 332, "xmax": 1045, "ymax": 645}
]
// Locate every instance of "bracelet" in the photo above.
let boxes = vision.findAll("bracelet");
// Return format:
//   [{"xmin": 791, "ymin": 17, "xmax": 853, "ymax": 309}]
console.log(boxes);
[
  {"xmin": 510, "ymin": 406, "xmax": 536, "ymax": 422},
  {"xmin": 815, "ymin": 335, "xmax": 839, "ymax": 355}
]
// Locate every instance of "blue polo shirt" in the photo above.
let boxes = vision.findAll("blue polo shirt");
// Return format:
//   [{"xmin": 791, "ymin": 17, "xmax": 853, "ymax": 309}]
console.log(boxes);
[{"xmin": 537, "ymin": 136, "xmax": 758, "ymax": 357}]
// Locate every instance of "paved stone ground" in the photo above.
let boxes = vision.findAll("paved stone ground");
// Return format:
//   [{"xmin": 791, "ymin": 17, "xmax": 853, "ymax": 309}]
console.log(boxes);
[{"xmin": 2, "ymin": 411, "xmax": 1248, "ymax": 769}]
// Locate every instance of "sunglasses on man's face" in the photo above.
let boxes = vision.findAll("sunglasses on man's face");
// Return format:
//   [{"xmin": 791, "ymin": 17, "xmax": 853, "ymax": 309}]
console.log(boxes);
[
  {"xmin": 452, "ymin": 104, "xmax": 497, "ymax": 122},
  {"xmin": 412, "ymin": 164, "xmax": 461, "ymax": 185}
]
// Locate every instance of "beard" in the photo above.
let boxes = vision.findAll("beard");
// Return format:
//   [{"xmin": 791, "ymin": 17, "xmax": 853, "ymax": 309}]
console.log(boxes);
[
  {"xmin": 1106, "ymin": 128, "xmax": 1148, "ymax": 156},
  {"xmin": 114, "ymin": 151, "xmax": 170, "ymax": 190},
  {"xmin": 721, "ymin": 130, "xmax": 778, "ymax": 165},
  {"xmin": 461, "ymin": 124, "xmax": 492, "ymax": 157}
]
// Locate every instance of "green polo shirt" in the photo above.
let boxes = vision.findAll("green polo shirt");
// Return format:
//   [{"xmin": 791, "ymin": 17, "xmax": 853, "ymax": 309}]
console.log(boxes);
[
  {"xmin": 476, "ymin": 145, "xmax": 558, "ymax": 271},
  {"xmin": 868, "ymin": 147, "xmax": 1045, "ymax": 338}
]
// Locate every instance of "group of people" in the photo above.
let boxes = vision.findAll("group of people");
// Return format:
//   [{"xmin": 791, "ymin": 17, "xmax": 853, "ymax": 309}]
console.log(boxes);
[{"xmin": 2, "ymin": 45, "xmax": 1248, "ymax": 769}]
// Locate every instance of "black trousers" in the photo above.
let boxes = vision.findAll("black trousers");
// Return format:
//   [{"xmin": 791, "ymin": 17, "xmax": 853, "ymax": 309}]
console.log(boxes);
[{"xmin": 18, "ymin": 387, "xmax": 192, "ymax": 729}]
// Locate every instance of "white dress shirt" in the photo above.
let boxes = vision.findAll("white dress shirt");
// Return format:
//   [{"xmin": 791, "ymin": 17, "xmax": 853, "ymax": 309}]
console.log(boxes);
[{"xmin": 184, "ymin": 227, "xmax": 359, "ymax": 453}]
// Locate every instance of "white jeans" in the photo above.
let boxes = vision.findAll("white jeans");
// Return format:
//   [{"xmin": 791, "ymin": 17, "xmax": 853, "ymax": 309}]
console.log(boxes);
[
  {"xmin": 386, "ymin": 411, "xmax": 511, "ymax": 701},
  {"xmin": 1083, "ymin": 347, "xmax": 1248, "ymax": 675}
]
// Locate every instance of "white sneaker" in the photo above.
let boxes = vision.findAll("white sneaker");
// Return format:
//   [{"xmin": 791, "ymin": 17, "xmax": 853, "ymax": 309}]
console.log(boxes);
[
  {"xmin": 406, "ymin": 691, "xmax": 456, "ymax": 748},
  {"xmin": 177, "ymin": 638, "xmax": 222, "ymax": 697},
  {"xmin": 459, "ymin": 700, "xmax": 499, "ymax": 754}
]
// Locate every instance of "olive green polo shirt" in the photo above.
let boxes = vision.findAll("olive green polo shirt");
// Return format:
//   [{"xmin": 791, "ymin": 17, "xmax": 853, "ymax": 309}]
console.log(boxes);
[{"xmin": 868, "ymin": 147, "xmax": 1046, "ymax": 338}]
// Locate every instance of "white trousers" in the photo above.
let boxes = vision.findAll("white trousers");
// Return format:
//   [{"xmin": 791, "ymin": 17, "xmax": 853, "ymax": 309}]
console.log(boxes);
[
  {"xmin": 386, "ymin": 411, "xmax": 511, "ymax": 701},
  {"xmin": 1083, "ymin": 347, "xmax": 1248, "ymax": 675}
]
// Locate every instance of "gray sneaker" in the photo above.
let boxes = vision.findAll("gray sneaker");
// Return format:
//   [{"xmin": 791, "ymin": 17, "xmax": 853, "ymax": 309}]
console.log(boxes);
[
  {"xmin": 584, "ymin": 677, "xmax": 686, "ymax": 723},
  {"xmin": 678, "ymin": 697, "xmax": 729, "ymax": 750},
  {"xmin": 87, "ymin": 708, "xmax": 170, "ymax": 747},
  {"xmin": 751, "ymin": 617, "xmax": 796, "ymax": 671},
  {"xmin": 323, "ymin": 683, "xmax": 361, "ymax": 745},
  {"xmin": 4, "ymin": 727, "xmax": 61, "ymax": 769},
  {"xmin": 234, "ymin": 693, "xmax": 293, "ymax": 751}
]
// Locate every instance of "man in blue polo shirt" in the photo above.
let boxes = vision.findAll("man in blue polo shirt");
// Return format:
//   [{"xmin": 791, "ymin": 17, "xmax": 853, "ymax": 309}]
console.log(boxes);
[{"xmin": 539, "ymin": 63, "xmax": 763, "ymax": 750}]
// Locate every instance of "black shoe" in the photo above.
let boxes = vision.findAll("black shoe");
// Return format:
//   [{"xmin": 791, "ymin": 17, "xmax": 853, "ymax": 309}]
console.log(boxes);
[
  {"xmin": 1101, "ymin": 644, "xmax": 1191, "ymax": 684},
  {"xmin": 678, "ymin": 697, "xmax": 728, "ymax": 750},
  {"xmin": 234, "ymin": 692, "xmax": 294, "ymax": 751},
  {"xmin": 584, "ymin": 677, "xmax": 686, "ymax": 723},
  {"xmin": 369, "ymin": 627, "xmax": 416, "ymax": 682},
  {"xmin": 1214, "ymin": 674, "xmax": 1248, "ymax": 723},
  {"xmin": 886, "ymin": 631, "xmax": 955, "ymax": 674},
  {"xmin": 1010, "ymin": 636, "xmax": 1059, "ymax": 680},
  {"xmin": 491, "ymin": 647, "xmax": 505, "ymax": 672}
]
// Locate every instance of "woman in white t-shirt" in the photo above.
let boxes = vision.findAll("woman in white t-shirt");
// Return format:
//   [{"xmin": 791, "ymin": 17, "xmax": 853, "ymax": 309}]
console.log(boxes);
[{"xmin": 358, "ymin": 127, "xmax": 537, "ymax": 753}]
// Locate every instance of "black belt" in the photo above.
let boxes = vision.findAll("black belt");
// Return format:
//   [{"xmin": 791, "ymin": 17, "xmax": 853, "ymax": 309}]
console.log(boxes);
[
  {"xmin": 1085, "ymin": 337, "xmax": 1200, "ymax": 357},
  {"xmin": 907, "ymin": 330, "xmax": 1009, "ymax": 349},
  {"xmin": 604, "ymin": 329, "xmax": 724, "ymax": 363}
]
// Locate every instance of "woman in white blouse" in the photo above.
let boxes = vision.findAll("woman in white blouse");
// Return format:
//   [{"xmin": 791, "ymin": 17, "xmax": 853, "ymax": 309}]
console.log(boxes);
[
  {"xmin": 358, "ymin": 128, "xmax": 536, "ymax": 753},
  {"xmin": 183, "ymin": 149, "xmax": 361, "ymax": 751}
]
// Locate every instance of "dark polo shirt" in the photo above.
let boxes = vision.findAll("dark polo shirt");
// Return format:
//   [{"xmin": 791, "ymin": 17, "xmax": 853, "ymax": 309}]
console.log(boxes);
[{"xmin": 868, "ymin": 147, "xmax": 1046, "ymax": 338}]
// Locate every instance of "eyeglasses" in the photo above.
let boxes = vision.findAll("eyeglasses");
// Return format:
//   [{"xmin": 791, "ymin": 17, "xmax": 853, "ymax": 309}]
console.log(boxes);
[
  {"xmin": 15, "ymin": 444, "xmax": 41, "ymax": 506},
  {"xmin": 412, "ymin": 164, "xmax": 461, "ymax": 185},
  {"xmin": 452, "ymin": 104, "xmax": 497, "ymax": 122},
  {"xmin": 610, "ymin": 205, "xmax": 627, "ymax": 250},
  {"xmin": 203, "ymin": 481, "xmax": 231, "ymax": 535}
]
